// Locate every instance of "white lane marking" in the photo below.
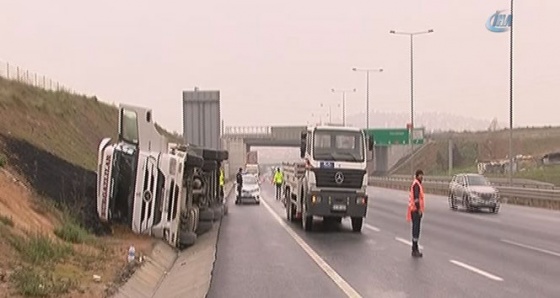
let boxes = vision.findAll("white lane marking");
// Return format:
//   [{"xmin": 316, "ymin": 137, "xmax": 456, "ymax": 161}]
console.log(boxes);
[
  {"xmin": 395, "ymin": 237, "xmax": 424, "ymax": 250},
  {"xmin": 364, "ymin": 224, "xmax": 380, "ymax": 232},
  {"xmin": 501, "ymin": 239, "xmax": 560, "ymax": 258},
  {"xmin": 449, "ymin": 260, "xmax": 503, "ymax": 281},
  {"xmin": 260, "ymin": 198, "xmax": 362, "ymax": 298}
]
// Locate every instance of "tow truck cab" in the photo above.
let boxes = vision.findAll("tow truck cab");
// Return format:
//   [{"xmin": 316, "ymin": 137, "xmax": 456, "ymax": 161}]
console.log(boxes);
[{"xmin": 299, "ymin": 125, "xmax": 374, "ymax": 231}]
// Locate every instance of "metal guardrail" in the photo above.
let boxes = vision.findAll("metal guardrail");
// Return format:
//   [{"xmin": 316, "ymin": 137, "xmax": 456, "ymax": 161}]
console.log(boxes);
[
  {"xmin": 388, "ymin": 175, "xmax": 557, "ymax": 189},
  {"xmin": 369, "ymin": 176, "xmax": 560, "ymax": 209}
]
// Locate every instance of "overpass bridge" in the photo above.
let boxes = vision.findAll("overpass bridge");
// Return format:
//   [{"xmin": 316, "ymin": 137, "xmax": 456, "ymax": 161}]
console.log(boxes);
[{"xmin": 220, "ymin": 125, "xmax": 414, "ymax": 178}]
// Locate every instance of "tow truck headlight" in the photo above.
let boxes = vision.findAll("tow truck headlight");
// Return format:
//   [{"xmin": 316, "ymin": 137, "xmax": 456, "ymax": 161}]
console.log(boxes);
[
  {"xmin": 311, "ymin": 195, "xmax": 322, "ymax": 204},
  {"xmin": 356, "ymin": 197, "xmax": 367, "ymax": 205}
]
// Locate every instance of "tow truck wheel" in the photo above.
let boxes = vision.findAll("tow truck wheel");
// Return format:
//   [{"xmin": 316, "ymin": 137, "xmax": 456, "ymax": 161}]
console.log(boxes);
[
  {"xmin": 351, "ymin": 217, "xmax": 363, "ymax": 232},
  {"xmin": 302, "ymin": 205, "xmax": 313, "ymax": 231}
]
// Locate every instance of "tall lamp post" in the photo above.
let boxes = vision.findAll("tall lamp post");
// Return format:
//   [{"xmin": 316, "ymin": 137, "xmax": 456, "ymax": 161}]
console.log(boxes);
[
  {"xmin": 508, "ymin": 0, "xmax": 514, "ymax": 186},
  {"xmin": 389, "ymin": 29, "xmax": 434, "ymax": 176},
  {"xmin": 352, "ymin": 67, "xmax": 383, "ymax": 131},
  {"xmin": 331, "ymin": 88, "xmax": 356, "ymax": 125}
]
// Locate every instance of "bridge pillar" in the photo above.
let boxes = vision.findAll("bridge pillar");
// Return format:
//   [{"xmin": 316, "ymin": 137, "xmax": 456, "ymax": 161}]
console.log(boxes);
[
  {"xmin": 222, "ymin": 137, "xmax": 247, "ymax": 178},
  {"xmin": 373, "ymin": 146, "xmax": 389, "ymax": 176}
]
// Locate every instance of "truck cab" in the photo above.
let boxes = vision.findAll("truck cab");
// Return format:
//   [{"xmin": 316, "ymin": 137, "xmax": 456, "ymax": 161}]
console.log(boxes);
[{"xmin": 283, "ymin": 125, "xmax": 373, "ymax": 232}]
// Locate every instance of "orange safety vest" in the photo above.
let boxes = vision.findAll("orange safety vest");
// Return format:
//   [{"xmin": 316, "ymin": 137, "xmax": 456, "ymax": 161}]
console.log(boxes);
[{"xmin": 406, "ymin": 179, "xmax": 425, "ymax": 222}]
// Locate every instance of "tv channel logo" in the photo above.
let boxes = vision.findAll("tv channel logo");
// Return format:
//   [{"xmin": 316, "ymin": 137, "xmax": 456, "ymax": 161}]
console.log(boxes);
[{"xmin": 486, "ymin": 10, "xmax": 512, "ymax": 33}]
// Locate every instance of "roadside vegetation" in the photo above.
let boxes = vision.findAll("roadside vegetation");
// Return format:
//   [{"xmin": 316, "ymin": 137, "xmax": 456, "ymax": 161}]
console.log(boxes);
[{"xmin": 394, "ymin": 127, "xmax": 560, "ymax": 185}]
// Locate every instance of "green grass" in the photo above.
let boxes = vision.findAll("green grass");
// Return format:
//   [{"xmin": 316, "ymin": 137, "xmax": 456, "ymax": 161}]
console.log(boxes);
[
  {"xmin": 0, "ymin": 153, "xmax": 6, "ymax": 167},
  {"xmin": 10, "ymin": 266, "xmax": 74, "ymax": 297},
  {"xmin": 513, "ymin": 165, "xmax": 560, "ymax": 185},
  {"xmin": 54, "ymin": 220, "xmax": 93, "ymax": 244},
  {"xmin": 8, "ymin": 231, "xmax": 73, "ymax": 265},
  {"xmin": 0, "ymin": 213, "xmax": 14, "ymax": 227}
]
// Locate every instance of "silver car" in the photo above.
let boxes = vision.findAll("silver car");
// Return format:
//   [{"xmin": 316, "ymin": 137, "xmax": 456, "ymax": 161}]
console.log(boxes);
[{"xmin": 448, "ymin": 173, "xmax": 500, "ymax": 213}]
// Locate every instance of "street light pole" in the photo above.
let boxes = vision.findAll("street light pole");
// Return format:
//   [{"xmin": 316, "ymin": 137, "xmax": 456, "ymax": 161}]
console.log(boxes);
[
  {"xmin": 390, "ymin": 29, "xmax": 434, "ymax": 176},
  {"xmin": 352, "ymin": 67, "xmax": 383, "ymax": 131},
  {"xmin": 508, "ymin": 0, "xmax": 514, "ymax": 186},
  {"xmin": 331, "ymin": 88, "xmax": 356, "ymax": 126}
]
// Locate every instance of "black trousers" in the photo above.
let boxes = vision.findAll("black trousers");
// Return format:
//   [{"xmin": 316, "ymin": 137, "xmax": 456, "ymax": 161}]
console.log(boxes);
[
  {"xmin": 411, "ymin": 211, "xmax": 422, "ymax": 251},
  {"xmin": 237, "ymin": 184, "xmax": 242, "ymax": 199},
  {"xmin": 275, "ymin": 184, "xmax": 282, "ymax": 199}
]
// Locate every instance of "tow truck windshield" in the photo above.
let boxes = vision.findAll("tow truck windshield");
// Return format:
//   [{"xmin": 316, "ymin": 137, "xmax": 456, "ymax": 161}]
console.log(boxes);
[{"xmin": 313, "ymin": 130, "xmax": 365, "ymax": 162}]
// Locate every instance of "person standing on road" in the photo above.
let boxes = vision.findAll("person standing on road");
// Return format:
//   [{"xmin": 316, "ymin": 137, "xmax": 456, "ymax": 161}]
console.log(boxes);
[
  {"xmin": 273, "ymin": 168, "xmax": 284, "ymax": 200},
  {"xmin": 407, "ymin": 169, "xmax": 425, "ymax": 258},
  {"xmin": 235, "ymin": 168, "xmax": 243, "ymax": 204},
  {"xmin": 219, "ymin": 165, "xmax": 225, "ymax": 198}
]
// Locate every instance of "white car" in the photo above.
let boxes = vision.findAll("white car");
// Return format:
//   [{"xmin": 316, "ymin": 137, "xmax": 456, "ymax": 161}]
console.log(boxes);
[{"xmin": 236, "ymin": 174, "xmax": 261, "ymax": 205}]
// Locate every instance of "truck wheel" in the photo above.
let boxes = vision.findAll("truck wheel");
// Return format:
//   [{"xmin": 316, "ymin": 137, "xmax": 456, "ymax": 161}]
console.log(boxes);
[
  {"xmin": 179, "ymin": 231, "xmax": 197, "ymax": 248},
  {"xmin": 204, "ymin": 149, "xmax": 228, "ymax": 161},
  {"xmin": 302, "ymin": 206, "xmax": 313, "ymax": 231},
  {"xmin": 196, "ymin": 221, "xmax": 213, "ymax": 235},
  {"xmin": 286, "ymin": 200, "xmax": 291, "ymax": 221},
  {"xmin": 202, "ymin": 160, "xmax": 218, "ymax": 172},
  {"xmin": 186, "ymin": 152, "xmax": 204, "ymax": 168},
  {"xmin": 351, "ymin": 217, "xmax": 363, "ymax": 232},
  {"xmin": 199, "ymin": 208, "xmax": 214, "ymax": 221},
  {"xmin": 212, "ymin": 205, "xmax": 224, "ymax": 221}
]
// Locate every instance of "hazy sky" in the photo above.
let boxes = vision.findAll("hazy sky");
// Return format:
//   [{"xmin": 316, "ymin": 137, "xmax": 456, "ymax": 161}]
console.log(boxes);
[{"xmin": 1, "ymin": 0, "xmax": 559, "ymax": 133}]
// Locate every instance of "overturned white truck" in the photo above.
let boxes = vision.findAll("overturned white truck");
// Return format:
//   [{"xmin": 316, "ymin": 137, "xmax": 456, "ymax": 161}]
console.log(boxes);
[{"xmin": 97, "ymin": 104, "xmax": 228, "ymax": 248}]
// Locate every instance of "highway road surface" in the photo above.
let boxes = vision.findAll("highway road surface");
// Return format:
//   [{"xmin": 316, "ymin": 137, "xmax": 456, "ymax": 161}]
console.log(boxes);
[{"xmin": 208, "ymin": 178, "xmax": 560, "ymax": 298}]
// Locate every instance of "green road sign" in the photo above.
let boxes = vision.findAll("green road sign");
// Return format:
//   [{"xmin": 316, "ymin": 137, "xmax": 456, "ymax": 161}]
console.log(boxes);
[{"xmin": 364, "ymin": 128, "xmax": 424, "ymax": 146}]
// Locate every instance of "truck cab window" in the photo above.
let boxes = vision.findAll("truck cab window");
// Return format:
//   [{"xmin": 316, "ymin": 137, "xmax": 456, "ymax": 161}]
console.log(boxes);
[
  {"xmin": 121, "ymin": 109, "xmax": 139, "ymax": 144},
  {"xmin": 313, "ymin": 130, "xmax": 365, "ymax": 162}
]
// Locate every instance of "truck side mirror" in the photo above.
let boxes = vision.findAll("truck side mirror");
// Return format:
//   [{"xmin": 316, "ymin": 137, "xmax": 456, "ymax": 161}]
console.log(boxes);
[
  {"xmin": 367, "ymin": 136, "xmax": 374, "ymax": 151},
  {"xmin": 300, "ymin": 132, "xmax": 307, "ymax": 158}
]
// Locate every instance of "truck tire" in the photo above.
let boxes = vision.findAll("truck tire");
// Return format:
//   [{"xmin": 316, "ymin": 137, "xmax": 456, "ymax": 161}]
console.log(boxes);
[
  {"xmin": 186, "ymin": 152, "xmax": 204, "ymax": 168},
  {"xmin": 201, "ymin": 149, "xmax": 228, "ymax": 161},
  {"xmin": 196, "ymin": 221, "xmax": 213, "ymax": 235},
  {"xmin": 212, "ymin": 205, "xmax": 224, "ymax": 221},
  {"xmin": 179, "ymin": 231, "xmax": 197, "ymax": 248},
  {"xmin": 199, "ymin": 208, "xmax": 214, "ymax": 221},
  {"xmin": 351, "ymin": 217, "xmax": 363, "ymax": 232},
  {"xmin": 302, "ymin": 204, "xmax": 312, "ymax": 231},
  {"xmin": 202, "ymin": 160, "xmax": 218, "ymax": 172}
]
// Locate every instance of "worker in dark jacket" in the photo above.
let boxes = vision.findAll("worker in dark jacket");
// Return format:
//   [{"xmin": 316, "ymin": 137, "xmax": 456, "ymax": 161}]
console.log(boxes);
[
  {"xmin": 406, "ymin": 169, "xmax": 425, "ymax": 257},
  {"xmin": 235, "ymin": 168, "xmax": 243, "ymax": 204}
]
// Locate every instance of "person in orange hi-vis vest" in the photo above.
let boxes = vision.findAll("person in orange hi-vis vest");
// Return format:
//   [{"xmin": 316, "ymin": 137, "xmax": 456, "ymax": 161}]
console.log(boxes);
[{"xmin": 407, "ymin": 169, "xmax": 425, "ymax": 257}]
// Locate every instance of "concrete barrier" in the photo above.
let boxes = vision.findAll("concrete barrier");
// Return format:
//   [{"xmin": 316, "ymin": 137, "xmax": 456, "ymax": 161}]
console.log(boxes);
[{"xmin": 112, "ymin": 182, "xmax": 235, "ymax": 298}]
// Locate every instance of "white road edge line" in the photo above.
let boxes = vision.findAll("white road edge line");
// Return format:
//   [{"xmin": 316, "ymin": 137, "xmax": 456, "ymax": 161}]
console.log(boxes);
[
  {"xmin": 449, "ymin": 260, "xmax": 503, "ymax": 281},
  {"xmin": 501, "ymin": 239, "xmax": 560, "ymax": 258},
  {"xmin": 260, "ymin": 198, "xmax": 362, "ymax": 298},
  {"xmin": 364, "ymin": 224, "xmax": 380, "ymax": 232},
  {"xmin": 394, "ymin": 237, "xmax": 424, "ymax": 250}
]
